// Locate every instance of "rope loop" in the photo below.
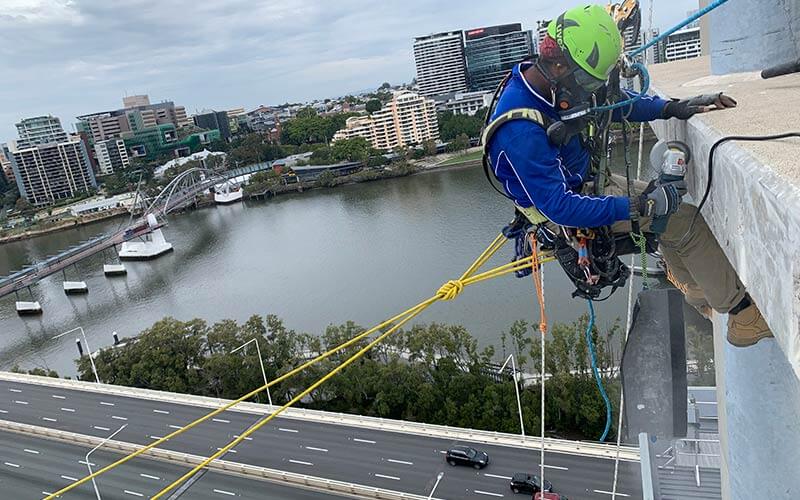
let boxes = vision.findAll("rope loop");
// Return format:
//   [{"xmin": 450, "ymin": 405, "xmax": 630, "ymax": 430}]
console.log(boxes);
[{"xmin": 437, "ymin": 279, "xmax": 465, "ymax": 301}]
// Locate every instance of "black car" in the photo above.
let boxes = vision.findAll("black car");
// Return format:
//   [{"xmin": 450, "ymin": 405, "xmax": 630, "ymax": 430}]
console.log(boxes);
[
  {"xmin": 445, "ymin": 445, "xmax": 489, "ymax": 469},
  {"xmin": 509, "ymin": 473, "xmax": 553, "ymax": 495}
]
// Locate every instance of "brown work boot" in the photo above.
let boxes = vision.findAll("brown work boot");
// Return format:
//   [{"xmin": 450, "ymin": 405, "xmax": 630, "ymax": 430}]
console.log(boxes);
[{"xmin": 727, "ymin": 303, "xmax": 774, "ymax": 347}]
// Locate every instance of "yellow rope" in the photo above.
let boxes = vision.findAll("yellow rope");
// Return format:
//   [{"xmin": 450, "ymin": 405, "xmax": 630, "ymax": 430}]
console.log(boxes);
[{"xmin": 45, "ymin": 233, "xmax": 553, "ymax": 499}]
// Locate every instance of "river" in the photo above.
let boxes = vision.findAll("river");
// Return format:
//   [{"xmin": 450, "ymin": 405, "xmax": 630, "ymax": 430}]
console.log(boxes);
[{"xmin": 0, "ymin": 160, "xmax": 655, "ymax": 376}]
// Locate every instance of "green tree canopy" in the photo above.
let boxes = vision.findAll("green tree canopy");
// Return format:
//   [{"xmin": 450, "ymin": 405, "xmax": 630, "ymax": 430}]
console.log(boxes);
[{"xmin": 365, "ymin": 99, "xmax": 382, "ymax": 114}]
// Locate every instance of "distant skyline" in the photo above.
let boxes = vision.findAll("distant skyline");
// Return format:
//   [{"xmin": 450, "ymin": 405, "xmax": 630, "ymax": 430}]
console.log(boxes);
[{"xmin": 1, "ymin": 0, "xmax": 702, "ymax": 140}]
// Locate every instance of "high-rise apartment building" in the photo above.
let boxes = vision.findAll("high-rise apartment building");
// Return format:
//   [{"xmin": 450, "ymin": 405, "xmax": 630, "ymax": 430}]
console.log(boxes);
[
  {"xmin": 0, "ymin": 146, "xmax": 13, "ymax": 180},
  {"xmin": 193, "ymin": 110, "xmax": 231, "ymax": 141},
  {"xmin": 4, "ymin": 117, "xmax": 96, "ymax": 206},
  {"xmin": 665, "ymin": 27, "xmax": 702, "ymax": 62},
  {"xmin": 122, "ymin": 94, "xmax": 151, "ymax": 108},
  {"xmin": 94, "ymin": 138, "xmax": 130, "ymax": 176},
  {"xmin": 333, "ymin": 91, "xmax": 439, "ymax": 151},
  {"xmin": 15, "ymin": 116, "xmax": 68, "ymax": 148},
  {"xmin": 413, "ymin": 31, "xmax": 468, "ymax": 97},
  {"xmin": 77, "ymin": 95, "xmax": 189, "ymax": 144},
  {"xmin": 464, "ymin": 24, "xmax": 534, "ymax": 92}
]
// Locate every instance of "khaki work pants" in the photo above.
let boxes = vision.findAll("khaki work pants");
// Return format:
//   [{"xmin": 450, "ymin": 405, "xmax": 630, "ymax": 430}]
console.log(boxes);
[{"xmin": 596, "ymin": 174, "xmax": 746, "ymax": 313}]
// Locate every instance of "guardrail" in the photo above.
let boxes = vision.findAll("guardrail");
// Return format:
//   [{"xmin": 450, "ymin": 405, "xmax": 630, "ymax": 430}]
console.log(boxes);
[
  {"xmin": 0, "ymin": 419, "xmax": 432, "ymax": 500},
  {"xmin": 0, "ymin": 372, "xmax": 639, "ymax": 461}
]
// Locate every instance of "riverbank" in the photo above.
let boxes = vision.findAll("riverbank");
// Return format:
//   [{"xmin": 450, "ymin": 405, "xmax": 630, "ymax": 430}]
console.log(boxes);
[{"xmin": 0, "ymin": 208, "xmax": 129, "ymax": 244}]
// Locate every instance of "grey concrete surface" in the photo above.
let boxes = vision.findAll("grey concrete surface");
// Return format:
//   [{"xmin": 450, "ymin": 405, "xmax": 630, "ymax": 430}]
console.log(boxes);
[
  {"xmin": 708, "ymin": 0, "xmax": 800, "ymax": 75},
  {"xmin": 0, "ymin": 430, "xmax": 340, "ymax": 500},
  {"xmin": 0, "ymin": 379, "xmax": 643, "ymax": 500}
]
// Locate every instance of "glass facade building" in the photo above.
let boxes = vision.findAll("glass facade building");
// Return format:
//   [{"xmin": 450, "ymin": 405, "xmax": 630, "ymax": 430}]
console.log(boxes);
[{"xmin": 464, "ymin": 24, "xmax": 534, "ymax": 92}]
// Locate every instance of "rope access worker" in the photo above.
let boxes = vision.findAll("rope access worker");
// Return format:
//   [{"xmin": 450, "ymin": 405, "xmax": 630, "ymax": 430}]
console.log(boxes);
[{"xmin": 483, "ymin": 4, "xmax": 772, "ymax": 347}]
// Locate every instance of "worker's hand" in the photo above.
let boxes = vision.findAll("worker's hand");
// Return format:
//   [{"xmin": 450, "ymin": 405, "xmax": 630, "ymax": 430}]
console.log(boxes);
[
  {"xmin": 662, "ymin": 92, "xmax": 738, "ymax": 120},
  {"xmin": 634, "ymin": 180, "xmax": 687, "ymax": 218}
]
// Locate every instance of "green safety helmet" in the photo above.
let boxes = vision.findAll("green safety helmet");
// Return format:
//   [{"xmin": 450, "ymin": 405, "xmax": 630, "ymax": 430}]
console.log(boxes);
[{"xmin": 547, "ymin": 4, "xmax": 623, "ymax": 83}]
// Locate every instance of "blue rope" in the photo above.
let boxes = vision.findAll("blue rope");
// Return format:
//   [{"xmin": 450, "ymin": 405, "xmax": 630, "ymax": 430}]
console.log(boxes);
[
  {"xmin": 585, "ymin": 300, "xmax": 612, "ymax": 442},
  {"xmin": 629, "ymin": 0, "xmax": 730, "ymax": 58},
  {"xmin": 589, "ymin": 62, "xmax": 650, "ymax": 113}
]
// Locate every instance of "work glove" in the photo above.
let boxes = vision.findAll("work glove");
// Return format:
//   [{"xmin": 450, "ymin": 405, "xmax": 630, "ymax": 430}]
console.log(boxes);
[
  {"xmin": 662, "ymin": 92, "xmax": 738, "ymax": 120},
  {"xmin": 632, "ymin": 180, "xmax": 687, "ymax": 218}
]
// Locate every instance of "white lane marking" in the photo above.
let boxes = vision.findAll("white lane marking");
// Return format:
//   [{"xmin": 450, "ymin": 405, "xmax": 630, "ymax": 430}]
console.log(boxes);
[
  {"xmin": 100, "ymin": 401, "xmax": 115, "ymax": 406},
  {"xmin": 169, "ymin": 425, "xmax": 183, "ymax": 430},
  {"xmin": 153, "ymin": 409, "xmax": 170, "ymax": 414},
  {"xmin": 474, "ymin": 491, "xmax": 504, "ymax": 497},
  {"xmin": 374, "ymin": 473, "xmax": 400, "ymax": 481},
  {"xmin": 112, "ymin": 416, "xmax": 128, "ymax": 421},
  {"xmin": 278, "ymin": 427, "xmax": 298, "ymax": 433},
  {"xmin": 61, "ymin": 475, "xmax": 78, "ymax": 481},
  {"xmin": 42, "ymin": 492, "xmax": 53, "ymax": 496},
  {"xmin": 439, "ymin": 450, "xmax": 447, "ymax": 454},
  {"xmin": 386, "ymin": 458, "xmax": 414, "ymax": 465},
  {"xmin": 213, "ymin": 489, "xmax": 236, "ymax": 496},
  {"xmin": 0, "ymin": 409, "xmax": 8, "ymax": 414},
  {"xmin": 150, "ymin": 435, "xmax": 163, "ymax": 440},
  {"xmin": 124, "ymin": 490, "xmax": 144, "ymax": 497},
  {"xmin": 78, "ymin": 460, "xmax": 96, "ymax": 466},
  {"xmin": 14, "ymin": 400, "xmax": 28, "ymax": 405},
  {"xmin": 51, "ymin": 394, "xmax": 66, "ymax": 399},
  {"xmin": 9, "ymin": 388, "xmax": 21, "ymax": 393},
  {"xmin": 4, "ymin": 462, "xmax": 20, "ymax": 468},
  {"xmin": 140, "ymin": 473, "xmax": 161, "ymax": 480},
  {"xmin": 353, "ymin": 438, "xmax": 376, "ymax": 444},
  {"xmin": 305, "ymin": 446, "xmax": 328, "ymax": 453},
  {"xmin": 484, "ymin": 473, "xmax": 512, "ymax": 480},
  {"xmin": 60, "ymin": 407, "xmax": 75, "ymax": 412},
  {"xmin": 93, "ymin": 426, "xmax": 110, "ymax": 431},
  {"xmin": 23, "ymin": 449, "xmax": 40, "ymax": 455},
  {"xmin": 543, "ymin": 464, "xmax": 569, "ymax": 471},
  {"xmin": 233, "ymin": 435, "xmax": 253, "ymax": 441},
  {"xmin": 217, "ymin": 448, "xmax": 237, "ymax": 453},
  {"xmin": 594, "ymin": 490, "xmax": 630, "ymax": 497},
  {"xmin": 288, "ymin": 459, "xmax": 313, "ymax": 466},
  {"xmin": 42, "ymin": 417, "xmax": 57, "ymax": 422},
  {"xmin": 212, "ymin": 418, "xmax": 230, "ymax": 424}
]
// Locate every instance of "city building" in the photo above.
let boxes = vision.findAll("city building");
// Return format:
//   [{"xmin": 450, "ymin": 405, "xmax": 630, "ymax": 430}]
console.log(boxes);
[
  {"xmin": 333, "ymin": 91, "xmax": 439, "ymax": 150},
  {"xmin": 4, "ymin": 117, "xmax": 96, "ymax": 206},
  {"xmin": 464, "ymin": 24, "xmax": 534, "ymax": 92},
  {"xmin": 226, "ymin": 108, "xmax": 248, "ymax": 135},
  {"xmin": 0, "ymin": 146, "xmax": 13, "ymax": 180},
  {"xmin": 193, "ymin": 110, "xmax": 231, "ymax": 141},
  {"xmin": 536, "ymin": 20, "xmax": 551, "ymax": 51},
  {"xmin": 413, "ymin": 31, "xmax": 468, "ymax": 97},
  {"xmin": 94, "ymin": 138, "xmax": 130, "ymax": 176},
  {"xmin": 436, "ymin": 90, "xmax": 493, "ymax": 116},
  {"xmin": 122, "ymin": 94, "xmax": 151, "ymax": 108},
  {"xmin": 15, "ymin": 116, "xmax": 68, "ymax": 148},
  {"xmin": 664, "ymin": 26, "xmax": 702, "ymax": 62},
  {"xmin": 77, "ymin": 96, "xmax": 189, "ymax": 145}
]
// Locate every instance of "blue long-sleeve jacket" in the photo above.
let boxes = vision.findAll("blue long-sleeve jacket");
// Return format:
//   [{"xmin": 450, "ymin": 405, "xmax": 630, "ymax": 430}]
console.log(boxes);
[{"xmin": 486, "ymin": 62, "xmax": 669, "ymax": 228}]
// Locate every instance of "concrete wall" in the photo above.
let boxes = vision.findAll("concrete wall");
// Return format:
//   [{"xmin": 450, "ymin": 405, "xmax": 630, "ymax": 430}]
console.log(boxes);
[{"xmin": 709, "ymin": 0, "xmax": 800, "ymax": 75}]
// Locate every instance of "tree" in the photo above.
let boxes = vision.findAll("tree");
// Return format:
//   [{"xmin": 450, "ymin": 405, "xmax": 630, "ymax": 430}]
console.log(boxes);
[
  {"xmin": 365, "ymin": 99, "xmax": 382, "ymax": 114},
  {"xmin": 380, "ymin": 82, "xmax": 391, "ymax": 90},
  {"xmin": 422, "ymin": 140, "xmax": 438, "ymax": 157},
  {"xmin": 448, "ymin": 133, "xmax": 470, "ymax": 152},
  {"xmin": 15, "ymin": 197, "xmax": 34, "ymax": 215},
  {"xmin": 331, "ymin": 137, "xmax": 371, "ymax": 163},
  {"xmin": 315, "ymin": 170, "xmax": 337, "ymax": 188},
  {"xmin": 437, "ymin": 111, "xmax": 484, "ymax": 142}
]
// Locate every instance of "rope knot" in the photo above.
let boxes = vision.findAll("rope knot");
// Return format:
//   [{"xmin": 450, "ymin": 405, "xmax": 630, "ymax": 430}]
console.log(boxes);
[{"xmin": 437, "ymin": 280, "xmax": 464, "ymax": 301}]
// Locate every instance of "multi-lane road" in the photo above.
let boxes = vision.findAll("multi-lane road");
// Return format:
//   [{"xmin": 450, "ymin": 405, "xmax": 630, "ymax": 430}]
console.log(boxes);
[{"xmin": 0, "ymin": 378, "xmax": 642, "ymax": 499}]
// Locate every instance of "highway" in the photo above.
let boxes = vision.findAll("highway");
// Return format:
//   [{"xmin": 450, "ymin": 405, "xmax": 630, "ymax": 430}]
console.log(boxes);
[
  {"xmin": 0, "ymin": 379, "xmax": 642, "ymax": 499},
  {"xmin": 0, "ymin": 430, "xmax": 343, "ymax": 499}
]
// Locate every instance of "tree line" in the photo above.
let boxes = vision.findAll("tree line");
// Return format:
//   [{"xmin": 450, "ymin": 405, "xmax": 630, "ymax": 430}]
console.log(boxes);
[{"xmin": 75, "ymin": 313, "xmax": 623, "ymax": 441}]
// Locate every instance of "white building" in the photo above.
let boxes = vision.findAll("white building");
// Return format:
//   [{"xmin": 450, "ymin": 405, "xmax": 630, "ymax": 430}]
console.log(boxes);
[
  {"xmin": 413, "ymin": 31, "xmax": 468, "ymax": 97},
  {"xmin": 437, "ymin": 91, "xmax": 493, "ymax": 116},
  {"xmin": 665, "ymin": 27, "xmax": 702, "ymax": 62},
  {"xmin": 333, "ymin": 91, "xmax": 439, "ymax": 151},
  {"xmin": 94, "ymin": 138, "xmax": 130, "ymax": 176}
]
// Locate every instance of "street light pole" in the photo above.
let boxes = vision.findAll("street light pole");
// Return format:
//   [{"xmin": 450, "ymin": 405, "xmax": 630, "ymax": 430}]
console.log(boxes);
[
  {"xmin": 86, "ymin": 424, "xmax": 127, "ymax": 500},
  {"xmin": 427, "ymin": 472, "xmax": 444, "ymax": 499},
  {"xmin": 231, "ymin": 338, "xmax": 272, "ymax": 408},
  {"xmin": 500, "ymin": 353, "xmax": 525, "ymax": 438},
  {"xmin": 53, "ymin": 327, "xmax": 100, "ymax": 384}
]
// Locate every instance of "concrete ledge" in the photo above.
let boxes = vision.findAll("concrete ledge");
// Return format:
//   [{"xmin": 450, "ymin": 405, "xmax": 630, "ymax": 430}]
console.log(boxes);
[
  {"xmin": 648, "ymin": 57, "xmax": 800, "ymax": 379},
  {"xmin": 0, "ymin": 371, "xmax": 640, "ymax": 462},
  {"xmin": 0, "ymin": 419, "xmax": 430, "ymax": 500}
]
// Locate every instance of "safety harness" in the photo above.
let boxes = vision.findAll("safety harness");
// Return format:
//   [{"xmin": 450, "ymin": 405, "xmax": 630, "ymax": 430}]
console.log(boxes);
[{"xmin": 481, "ymin": 72, "xmax": 632, "ymax": 301}]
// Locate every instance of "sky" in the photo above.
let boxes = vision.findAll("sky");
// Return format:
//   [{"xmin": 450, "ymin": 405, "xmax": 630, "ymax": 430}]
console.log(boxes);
[{"xmin": 0, "ymin": 0, "xmax": 701, "ymax": 140}]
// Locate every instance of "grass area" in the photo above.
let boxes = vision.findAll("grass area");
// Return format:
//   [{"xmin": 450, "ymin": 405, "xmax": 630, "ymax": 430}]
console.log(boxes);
[{"xmin": 439, "ymin": 149, "xmax": 483, "ymax": 166}]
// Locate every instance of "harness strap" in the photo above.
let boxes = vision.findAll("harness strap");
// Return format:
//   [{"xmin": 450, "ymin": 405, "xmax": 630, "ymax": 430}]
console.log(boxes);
[{"xmin": 481, "ymin": 107, "xmax": 552, "ymax": 226}]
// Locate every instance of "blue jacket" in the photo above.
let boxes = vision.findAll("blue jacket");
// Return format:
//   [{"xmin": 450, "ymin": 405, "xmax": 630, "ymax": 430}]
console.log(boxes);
[{"xmin": 486, "ymin": 62, "xmax": 669, "ymax": 228}]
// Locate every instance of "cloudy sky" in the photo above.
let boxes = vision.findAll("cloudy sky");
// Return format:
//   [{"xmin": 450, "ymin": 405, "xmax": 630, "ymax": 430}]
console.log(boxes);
[{"xmin": 0, "ymin": 0, "xmax": 700, "ymax": 140}]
